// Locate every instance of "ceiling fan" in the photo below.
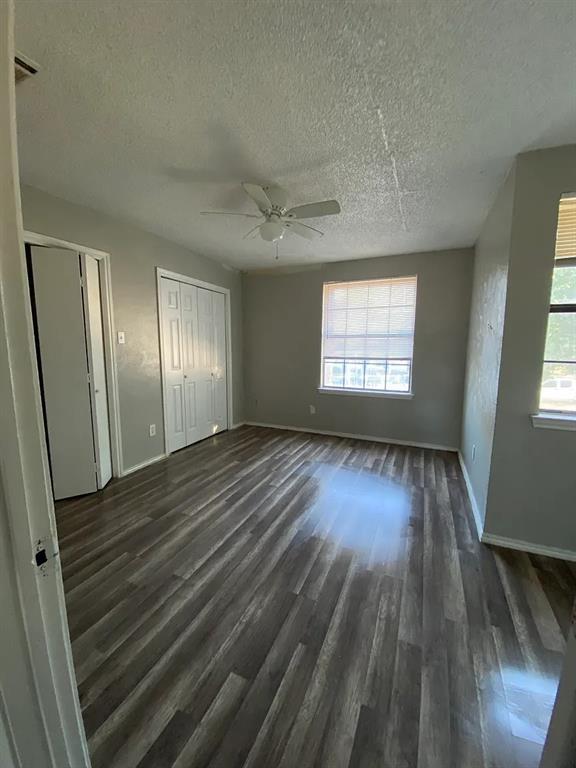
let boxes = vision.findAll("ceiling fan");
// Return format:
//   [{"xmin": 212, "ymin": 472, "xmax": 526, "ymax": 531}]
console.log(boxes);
[{"xmin": 201, "ymin": 183, "xmax": 341, "ymax": 242}]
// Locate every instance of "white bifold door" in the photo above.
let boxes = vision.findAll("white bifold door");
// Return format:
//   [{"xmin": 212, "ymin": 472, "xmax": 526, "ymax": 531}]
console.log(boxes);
[
  {"xmin": 29, "ymin": 247, "xmax": 112, "ymax": 499},
  {"xmin": 160, "ymin": 277, "xmax": 227, "ymax": 453}
]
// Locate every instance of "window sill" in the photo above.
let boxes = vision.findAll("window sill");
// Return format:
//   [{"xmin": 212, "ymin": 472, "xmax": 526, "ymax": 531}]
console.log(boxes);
[
  {"xmin": 531, "ymin": 412, "xmax": 576, "ymax": 431},
  {"xmin": 317, "ymin": 387, "xmax": 414, "ymax": 400}
]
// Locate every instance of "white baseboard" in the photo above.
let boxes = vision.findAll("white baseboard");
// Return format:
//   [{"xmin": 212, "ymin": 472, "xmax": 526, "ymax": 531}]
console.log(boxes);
[
  {"xmin": 245, "ymin": 421, "xmax": 458, "ymax": 452},
  {"xmin": 230, "ymin": 422, "xmax": 246, "ymax": 429},
  {"xmin": 457, "ymin": 452, "xmax": 484, "ymax": 540},
  {"xmin": 480, "ymin": 533, "xmax": 576, "ymax": 563},
  {"xmin": 121, "ymin": 453, "xmax": 167, "ymax": 477},
  {"xmin": 457, "ymin": 454, "xmax": 576, "ymax": 562}
]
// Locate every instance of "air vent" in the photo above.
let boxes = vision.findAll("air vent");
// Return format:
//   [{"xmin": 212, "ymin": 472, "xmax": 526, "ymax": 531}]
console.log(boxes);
[{"xmin": 15, "ymin": 52, "xmax": 39, "ymax": 84}]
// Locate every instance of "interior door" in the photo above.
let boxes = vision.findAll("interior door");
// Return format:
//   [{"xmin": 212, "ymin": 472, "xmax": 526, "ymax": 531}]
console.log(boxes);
[
  {"xmin": 160, "ymin": 278, "xmax": 228, "ymax": 453},
  {"xmin": 30, "ymin": 247, "xmax": 98, "ymax": 499},
  {"xmin": 181, "ymin": 281, "xmax": 212, "ymax": 444},
  {"xmin": 82, "ymin": 254, "xmax": 112, "ymax": 488},
  {"xmin": 160, "ymin": 278, "xmax": 186, "ymax": 452}
]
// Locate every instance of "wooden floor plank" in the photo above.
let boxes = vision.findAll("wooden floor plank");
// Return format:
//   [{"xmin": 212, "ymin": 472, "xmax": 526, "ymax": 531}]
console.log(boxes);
[{"xmin": 55, "ymin": 426, "xmax": 573, "ymax": 768}]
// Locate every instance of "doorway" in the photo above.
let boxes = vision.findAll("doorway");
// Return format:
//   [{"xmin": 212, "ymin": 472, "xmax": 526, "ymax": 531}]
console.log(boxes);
[
  {"xmin": 25, "ymin": 233, "xmax": 122, "ymax": 498},
  {"xmin": 157, "ymin": 268, "xmax": 231, "ymax": 454}
]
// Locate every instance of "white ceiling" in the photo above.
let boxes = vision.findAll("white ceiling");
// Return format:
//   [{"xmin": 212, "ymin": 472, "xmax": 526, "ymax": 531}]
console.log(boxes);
[{"xmin": 15, "ymin": 0, "xmax": 576, "ymax": 271}]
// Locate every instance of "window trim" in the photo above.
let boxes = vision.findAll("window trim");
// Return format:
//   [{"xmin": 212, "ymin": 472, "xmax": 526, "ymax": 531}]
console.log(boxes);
[
  {"xmin": 531, "ymin": 412, "xmax": 576, "ymax": 431},
  {"xmin": 319, "ymin": 275, "xmax": 417, "ymax": 396},
  {"xmin": 537, "ymin": 257, "xmax": 576, "ymax": 421},
  {"xmin": 318, "ymin": 387, "xmax": 414, "ymax": 400}
]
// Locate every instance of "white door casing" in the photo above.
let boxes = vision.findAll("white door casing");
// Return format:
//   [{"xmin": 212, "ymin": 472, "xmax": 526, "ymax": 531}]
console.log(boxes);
[
  {"xmin": 82, "ymin": 254, "xmax": 112, "ymax": 488},
  {"xmin": 0, "ymin": 2, "xmax": 91, "ymax": 764},
  {"xmin": 30, "ymin": 247, "xmax": 98, "ymax": 500}
]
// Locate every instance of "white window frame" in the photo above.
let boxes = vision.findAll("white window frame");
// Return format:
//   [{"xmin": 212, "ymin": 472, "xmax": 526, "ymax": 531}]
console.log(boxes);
[
  {"xmin": 533, "ymin": 194, "xmax": 576, "ymax": 431},
  {"xmin": 318, "ymin": 276, "xmax": 417, "ymax": 400}
]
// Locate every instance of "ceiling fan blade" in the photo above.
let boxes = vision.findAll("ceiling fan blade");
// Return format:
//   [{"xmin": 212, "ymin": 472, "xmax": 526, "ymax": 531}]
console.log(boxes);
[
  {"xmin": 264, "ymin": 185, "xmax": 288, "ymax": 209},
  {"xmin": 284, "ymin": 221, "xmax": 324, "ymax": 240},
  {"xmin": 243, "ymin": 224, "xmax": 262, "ymax": 240},
  {"xmin": 285, "ymin": 200, "xmax": 341, "ymax": 219},
  {"xmin": 200, "ymin": 211, "xmax": 261, "ymax": 218},
  {"xmin": 242, "ymin": 183, "xmax": 272, "ymax": 212}
]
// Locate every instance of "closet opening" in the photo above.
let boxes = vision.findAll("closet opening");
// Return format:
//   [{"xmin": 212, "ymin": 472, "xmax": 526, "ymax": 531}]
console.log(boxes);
[{"xmin": 156, "ymin": 268, "xmax": 232, "ymax": 454}]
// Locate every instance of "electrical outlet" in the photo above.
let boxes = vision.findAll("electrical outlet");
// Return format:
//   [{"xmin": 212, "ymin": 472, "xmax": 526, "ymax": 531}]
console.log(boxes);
[
  {"xmin": 149, "ymin": 424, "xmax": 156, "ymax": 437},
  {"xmin": 117, "ymin": 331, "xmax": 125, "ymax": 344},
  {"xmin": 472, "ymin": 444, "xmax": 476, "ymax": 461},
  {"xmin": 309, "ymin": 405, "xmax": 316, "ymax": 415}
]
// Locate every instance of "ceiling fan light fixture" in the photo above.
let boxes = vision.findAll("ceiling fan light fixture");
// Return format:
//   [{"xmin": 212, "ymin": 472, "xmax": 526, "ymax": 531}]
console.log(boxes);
[{"xmin": 260, "ymin": 220, "xmax": 285, "ymax": 242}]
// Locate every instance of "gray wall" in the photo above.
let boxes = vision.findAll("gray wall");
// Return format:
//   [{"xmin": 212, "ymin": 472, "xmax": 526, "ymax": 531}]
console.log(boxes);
[
  {"xmin": 461, "ymin": 168, "xmax": 515, "ymax": 522},
  {"xmin": 485, "ymin": 146, "xmax": 576, "ymax": 551},
  {"xmin": 243, "ymin": 249, "xmax": 473, "ymax": 449},
  {"xmin": 21, "ymin": 185, "xmax": 243, "ymax": 471}
]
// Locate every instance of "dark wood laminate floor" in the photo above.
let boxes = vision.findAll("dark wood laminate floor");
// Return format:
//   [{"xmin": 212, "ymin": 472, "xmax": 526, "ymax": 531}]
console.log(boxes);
[{"xmin": 56, "ymin": 426, "xmax": 575, "ymax": 768}]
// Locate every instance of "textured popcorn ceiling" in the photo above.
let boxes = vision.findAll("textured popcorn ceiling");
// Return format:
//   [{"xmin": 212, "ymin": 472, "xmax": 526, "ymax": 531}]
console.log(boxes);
[{"xmin": 15, "ymin": 0, "xmax": 576, "ymax": 270}]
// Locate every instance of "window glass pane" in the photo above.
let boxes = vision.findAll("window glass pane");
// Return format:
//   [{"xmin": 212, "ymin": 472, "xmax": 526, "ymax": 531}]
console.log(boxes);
[
  {"xmin": 544, "ymin": 313, "xmax": 576, "ymax": 363},
  {"xmin": 324, "ymin": 360, "xmax": 344, "ymax": 388},
  {"xmin": 386, "ymin": 362, "xmax": 411, "ymax": 392},
  {"xmin": 344, "ymin": 361, "xmax": 364, "ymax": 389},
  {"xmin": 540, "ymin": 362, "xmax": 576, "ymax": 412},
  {"xmin": 550, "ymin": 264, "xmax": 576, "ymax": 305},
  {"xmin": 365, "ymin": 363, "xmax": 387, "ymax": 390}
]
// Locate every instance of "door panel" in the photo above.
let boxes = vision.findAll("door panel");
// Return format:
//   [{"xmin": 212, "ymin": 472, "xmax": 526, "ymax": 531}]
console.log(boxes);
[
  {"xmin": 82, "ymin": 254, "xmax": 112, "ymax": 489},
  {"xmin": 212, "ymin": 291, "xmax": 228, "ymax": 432},
  {"xmin": 161, "ymin": 278, "xmax": 186, "ymax": 452},
  {"xmin": 185, "ymin": 380, "xmax": 197, "ymax": 428},
  {"xmin": 169, "ymin": 318, "xmax": 181, "ymax": 368},
  {"xmin": 197, "ymin": 287, "xmax": 214, "ymax": 371},
  {"xmin": 30, "ymin": 247, "xmax": 98, "ymax": 499},
  {"xmin": 181, "ymin": 282, "xmax": 212, "ymax": 444}
]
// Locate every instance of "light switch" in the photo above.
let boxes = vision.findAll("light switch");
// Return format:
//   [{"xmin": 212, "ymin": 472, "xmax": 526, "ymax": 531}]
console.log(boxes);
[
  {"xmin": 117, "ymin": 331, "xmax": 125, "ymax": 344},
  {"xmin": 149, "ymin": 424, "xmax": 156, "ymax": 437}
]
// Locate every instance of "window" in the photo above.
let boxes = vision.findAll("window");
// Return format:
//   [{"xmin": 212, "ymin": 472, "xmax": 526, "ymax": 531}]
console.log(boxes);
[
  {"xmin": 320, "ymin": 276, "xmax": 417, "ymax": 395},
  {"xmin": 539, "ymin": 194, "xmax": 576, "ymax": 414}
]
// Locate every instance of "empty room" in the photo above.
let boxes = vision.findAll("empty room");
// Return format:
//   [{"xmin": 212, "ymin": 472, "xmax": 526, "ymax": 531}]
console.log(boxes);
[{"xmin": 1, "ymin": 1, "xmax": 576, "ymax": 768}]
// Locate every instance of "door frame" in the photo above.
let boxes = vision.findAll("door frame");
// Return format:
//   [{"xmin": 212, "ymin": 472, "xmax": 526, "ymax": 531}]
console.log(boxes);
[
  {"xmin": 24, "ymin": 230, "xmax": 123, "ymax": 477},
  {"xmin": 156, "ymin": 267, "xmax": 233, "ymax": 455},
  {"xmin": 0, "ymin": 2, "xmax": 91, "ymax": 763}
]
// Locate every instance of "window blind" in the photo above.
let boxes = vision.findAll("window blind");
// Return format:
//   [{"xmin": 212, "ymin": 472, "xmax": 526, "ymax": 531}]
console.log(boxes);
[
  {"xmin": 555, "ymin": 194, "xmax": 576, "ymax": 260},
  {"xmin": 321, "ymin": 276, "xmax": 417, "ymax": 361}
]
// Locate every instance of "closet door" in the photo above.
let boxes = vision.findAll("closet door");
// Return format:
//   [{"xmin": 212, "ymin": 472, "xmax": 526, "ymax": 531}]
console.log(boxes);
[
  {"xmin": 195, "ymin": 287, "xmax": 218, "ymax": 441},
  {"xmin": 82, "ymin": 254, "xmax": 112, "ymax": 488},
  {"xmin": 161, "ymin": 278, "xmax": 228, "ymax": 453},
  {"xmin": 160, "ymin": 278, "xmax": 186, "ymax": 452},
  {"xmin": 212, "ymin": 291, "xmax": 228, "ymax": 432},
  {"xmin": 181, "ymin": 282, "xmax": 210, "ymax": 445},
  {"xmin": 30, "ymin": 247, "xmax": 98, "ymax": 499}
]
